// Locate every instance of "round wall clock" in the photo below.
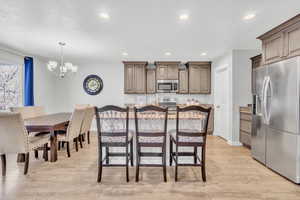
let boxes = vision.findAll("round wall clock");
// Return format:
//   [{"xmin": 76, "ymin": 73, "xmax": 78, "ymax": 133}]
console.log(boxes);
[{"xmin": 83, "ymin": 74, "xmax": 103, "ymax": 95}]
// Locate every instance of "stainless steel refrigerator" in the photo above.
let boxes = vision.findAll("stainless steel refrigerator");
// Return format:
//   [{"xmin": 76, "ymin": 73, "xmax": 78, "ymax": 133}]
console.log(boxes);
[{"xmin": 252, "ymin": 56, "xmax": 300, "ymax": 183}]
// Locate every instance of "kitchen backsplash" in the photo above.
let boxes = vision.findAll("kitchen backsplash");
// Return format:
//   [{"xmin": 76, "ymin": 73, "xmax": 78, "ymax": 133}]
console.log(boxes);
[{"xmin": 124, "ymin": 94, "xmax": 213, "ymax": 105}]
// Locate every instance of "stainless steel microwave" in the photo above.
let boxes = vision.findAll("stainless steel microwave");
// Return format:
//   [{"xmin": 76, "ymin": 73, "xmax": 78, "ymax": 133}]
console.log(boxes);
[{"xmin": 157, "ymin": 80, "xmax": 178, "ymax": 93}]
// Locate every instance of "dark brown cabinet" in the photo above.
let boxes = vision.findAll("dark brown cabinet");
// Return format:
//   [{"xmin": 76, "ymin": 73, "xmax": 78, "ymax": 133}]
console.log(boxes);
[
  {"xmin": 178, "ymin": 69, "xmax": 189, "ymax": 94},
  {"xmin": 187, "ymin": 62, "xmax": 211, "ymax": 94},
  {"xmin": 123, "ymin": 61, "xmax": 147, "ymax": 94},
  {"xmin": 155, "ymin": 61, "xmax": 180, "ymax": 80},
  {"xmin": 146, "ymin": 68, "xmax": 156, "ymax": 94},
  {"xmin": 250, "ymin": 54, "xmax": 262, "ymax": 94},
  {"xmin": 258, "ymin": 14, "xmax": 300, "ymax": 65}
]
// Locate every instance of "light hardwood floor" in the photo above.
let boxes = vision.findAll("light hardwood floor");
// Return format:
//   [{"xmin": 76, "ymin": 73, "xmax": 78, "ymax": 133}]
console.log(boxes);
[{"xmin": 1, "ymin": 133, "xmax": 300, "ymax": 200}]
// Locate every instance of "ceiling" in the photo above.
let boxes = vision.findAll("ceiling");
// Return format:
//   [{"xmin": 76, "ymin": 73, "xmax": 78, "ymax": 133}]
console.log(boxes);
[{"xmin": 0, "ymin": 0, "xmax": 299, "ymax": 64}]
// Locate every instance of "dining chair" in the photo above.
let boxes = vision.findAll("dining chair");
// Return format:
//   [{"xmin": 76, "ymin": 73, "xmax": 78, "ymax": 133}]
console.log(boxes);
[
  {"xmin": 10, "ymin": 106, "xmax": 46, "ymax": 159},
  {"xmin": 0, "ymin": 112, "xmax": 50, "ymax": 176},
  {"xmin": 57, "ymin": 108, "xmax": 86, "ymax": 157},
  {"xmin": 134, "ymin": 105, "xmax": 168, "ymax": 182},
  {"xmin": 95, "ymin": 105, "xmax": 134, "ymax": 182},
  {"xmin": 169, "ymin": 105, "xmax": 211, "ymax": 182},
  {"xmin": 79, "ymin": 106, "xmax": 95, "ymax": 146},
  {"xmin": 10, "ymin": 106, "xmax": 45, "ymax": 119}
]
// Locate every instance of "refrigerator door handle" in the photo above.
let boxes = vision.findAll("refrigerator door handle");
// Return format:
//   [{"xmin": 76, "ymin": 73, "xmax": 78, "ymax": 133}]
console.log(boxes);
[
  {"xmin": 265, "ymin": 77, "xmax": 272, "ymax": 125},
  {"xmin": 263, "ymin": 76, "xmax": 270, "ymax": 125},
  {"xmin": 261, "ymin": 76, "xmax": 267, "ymax": 123}
]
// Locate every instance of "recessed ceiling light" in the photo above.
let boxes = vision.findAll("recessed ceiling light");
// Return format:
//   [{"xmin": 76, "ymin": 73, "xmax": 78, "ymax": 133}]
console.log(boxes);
[
  {"xmin": 99, "ymin": 12, "xmax": 110, "ymax": 19},
  {"xmin": 243, "ymin": 13, "xmax": 256, "ymax": 20},
  {"xmin": 122, "ymin": 52, "xmax": 128, "ymax": 56},
  {"xmin": 179, "ymin": 14, "xmax": 189, "ymax": 21},
  {"xmin": 165, "ymin": 52, "xmax": 172, "ymax": 56},
  {"xmin": 201, "ymin": 52, "xmax": 207, "ymax": 56}
]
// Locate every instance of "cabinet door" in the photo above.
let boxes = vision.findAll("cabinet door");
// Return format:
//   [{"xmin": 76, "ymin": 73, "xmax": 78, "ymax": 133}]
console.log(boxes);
[
  {"xmin": 284, "ymin": 21, "xmax": 300, "ymax": 58},
  {"xmin": 199, "ymin": 66, "xmax": 211, "ymax": 93},
  {"xmin": 135, "ymin": 65, "xmax": 146, "ymax": 93},
  {"xmin": 156, "ymin": 66, "xmax": 168, "ymax": 80},
  {"xmin": 146, "ymin": 69, "xmax": 156, "ymax": 94},
  {"xmin": 167, "ymin": 65, "xmax": 178, "ymax": 80},
  {"xmin": 262, "ymin": 32, "xmax": 284, "ymax": 64},
  {"xmin": 178, "ymin": 70, "xmax": 188, "ymax": 93},
  {"xmin": 124, "ymin": 64, "xmax": 135, "ymax": 93},
  {"xmin": 189, "ymin": 66, "xmax": 201, "ymax": 93}
]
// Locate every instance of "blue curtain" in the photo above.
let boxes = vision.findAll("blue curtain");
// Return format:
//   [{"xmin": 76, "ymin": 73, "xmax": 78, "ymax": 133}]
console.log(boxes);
[{"xmin": 24, "ymin": 57, "xmax": 34, "ymax": 106}]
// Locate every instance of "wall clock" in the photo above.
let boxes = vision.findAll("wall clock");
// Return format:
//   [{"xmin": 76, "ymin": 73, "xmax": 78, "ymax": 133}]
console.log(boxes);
[{"xmin": 83, "ymin": 74, "xmax": 103, "ymax": 95}]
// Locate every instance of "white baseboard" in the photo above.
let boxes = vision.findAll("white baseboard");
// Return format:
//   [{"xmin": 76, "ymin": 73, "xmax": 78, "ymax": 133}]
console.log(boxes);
[{"xmin": 227, "ymin": 140, "xmax": 242, "ymax": 146}]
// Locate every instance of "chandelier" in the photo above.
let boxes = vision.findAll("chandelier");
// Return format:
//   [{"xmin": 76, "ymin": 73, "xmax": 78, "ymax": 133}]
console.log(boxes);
[{"xmin": 47, "ymin": 42, "xmax": 78, "ymax": 78}]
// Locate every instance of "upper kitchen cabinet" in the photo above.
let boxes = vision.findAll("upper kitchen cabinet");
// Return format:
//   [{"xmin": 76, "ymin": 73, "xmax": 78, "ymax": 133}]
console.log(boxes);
[
  {"xmin": 250, "ymin": 54, "xmax": 262, "ymax": 94},
  {"xmin": 123, "ymin": 61, "xmax": 147, "ymax": 94},
  {"xmin": 258, "ymin": 14, "xmax": 300, "ymax": 65},
  {"xmin": 155, "ymin": 61, "xmax": 180, "ymax": 80},
  {"xmin": 178, "ymin": 69, "xmax": 189, "ymax": 94},
  {"xmin": 187, "ymin": 62, "xmax": 211, "ymax": 94},
  {"xmin": 146, "ymin": 68, "xmax": 156, "ymax": 94}
]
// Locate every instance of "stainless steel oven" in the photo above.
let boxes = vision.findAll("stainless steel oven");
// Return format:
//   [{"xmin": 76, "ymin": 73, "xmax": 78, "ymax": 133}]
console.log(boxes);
[{"xmin": 157, "ymin": 80, "xmax": 178, "ymax": 93}]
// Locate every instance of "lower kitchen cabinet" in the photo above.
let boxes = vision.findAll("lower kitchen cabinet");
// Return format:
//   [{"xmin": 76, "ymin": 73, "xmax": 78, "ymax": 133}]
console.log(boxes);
[{"xmin": 240, "ymin": 106, "xmax": 252, "ymax": 148}]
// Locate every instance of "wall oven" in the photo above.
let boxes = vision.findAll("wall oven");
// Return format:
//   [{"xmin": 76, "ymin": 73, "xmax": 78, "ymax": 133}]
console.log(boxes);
[{"xmin": 156, "ymin": 80, "xmax": 178, "ymax": 93}]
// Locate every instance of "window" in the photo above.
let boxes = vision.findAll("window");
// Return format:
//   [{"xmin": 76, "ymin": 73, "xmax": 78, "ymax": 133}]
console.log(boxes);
[{"xmin": 0, "ymin": 64, "xmax": 22, "ymax": 111}]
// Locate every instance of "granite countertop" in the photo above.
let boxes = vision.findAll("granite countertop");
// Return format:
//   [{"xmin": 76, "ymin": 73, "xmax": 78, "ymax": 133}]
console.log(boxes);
[{"xmin": 240, "ymin": 106, "xmax": 252, "ymax": 114}]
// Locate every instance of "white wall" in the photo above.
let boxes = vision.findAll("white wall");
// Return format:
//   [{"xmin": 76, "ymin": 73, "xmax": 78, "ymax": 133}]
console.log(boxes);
[
  {"xmin": 212, "ymin": 49, "xmax": 260, "ymax": 145},
  {"xmin": 0, "ymin": 47, "xmax": 56, "ymax": 113}
]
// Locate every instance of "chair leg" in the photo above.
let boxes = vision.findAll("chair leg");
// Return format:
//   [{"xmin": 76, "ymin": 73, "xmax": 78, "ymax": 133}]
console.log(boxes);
[
  {"xmin": 201, "ymin": 148, "xmax": 206, "ymax": 182},
  {"xmin": 67, "ymin": 142, "xmax": 71, "ymax": 157},
  {"xmin": 135, "ymin": 147, "xmax": 140, "ymax": 182},
  {"xmin": 61, "ymin": 141, "xmax": 65, "ymax": 148},
  {"xmin": 43, "ymin": 144, "xmax": 48, "ymax": 161},
  {"xmin": 79, "ymin": 135, "xmax": 83, "ymax": 148},
  {"xmin": 194, "ymin": 146, "xmax": 197, "ymax": 164},
  {"xmin": 126, "ymin": 143, "xmax": 129, "ymax": 182},
  {"xmin": 105, "ymin": 146, "xmax": 109, "ymax": 164},
  {"xmin": 130, "ymin": 140, "xmax": 134, "ymax": 166},
  {"xmin": 87, "ymin": 131, "xmax": 90, "ymax": 144},
  {"xmin": 169, "ymin": 138, "xmax": 173, "ymax": 166},
  {"xmin": 163, "ymin": 145, "xmax": 167, "ymax": 182},
  {"xmin": 24, "ymin": 153, "xmax": 29, "ymax": 175},
  {"xmin": 97, "ymin": 146, "xmax": 103, "ymax": 182},
  {"xmin": 1, "ymin": 154, "xmax": 6, "ymax": 176},
  {"xmin": 34, "ymin": 150, "xmax": 38, "ymax": 159},
  {"xmin": 175, "ymin": 152, "xmax": 178, "ymax": 182},
  {"xmin": 82, "ymin": 134, "xmax": 85, "ymax": 142},
  {"xmin": 75, "ymin": 138, "xmax": 79, "ymax": 152},
  {"xmin": 58, "ymin": 141, "xmax": 61, "ymax": 150}
]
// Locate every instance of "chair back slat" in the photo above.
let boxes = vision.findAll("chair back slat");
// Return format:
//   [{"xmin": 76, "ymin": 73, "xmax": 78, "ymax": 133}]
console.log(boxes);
[
  {"xmin": 134, "ymin": 105, "xmax": 168, "ymax": 145},
  {"xmin": 176, "ymin": 105, "xmax": 211, "ymax": 145},
  {"xmin": 0, "ymin": 112, "xmax": 28, "ymax": 154},
  {"xmin": 95, "ymin": 105, "xmax": 129, "ymax": 140}
]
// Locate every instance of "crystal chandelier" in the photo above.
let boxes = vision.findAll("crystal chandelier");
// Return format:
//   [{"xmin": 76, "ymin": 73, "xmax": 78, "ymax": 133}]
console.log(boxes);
[{"xmin": 47, "ymin": 42, "xmax": 78, "ymax": 78}]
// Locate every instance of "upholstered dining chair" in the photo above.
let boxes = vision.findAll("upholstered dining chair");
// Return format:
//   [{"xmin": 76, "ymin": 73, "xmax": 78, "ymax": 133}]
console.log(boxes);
[
  {"xmin": 95, "ymin": 105, "xmax": 134, "ymax": 182},
  {"xmin": 10, "ymin": 106, "xmax": 45, "ymax": 119},
  {"xmin": 169, "ymin": 105, "xmax": 211, "ymax": 182},
  {"xmin": 57, "ymin": 108, "xmax": 86, "ymax": 157},
  {"xmin": 134, "ymin": 105, "xmax": 168, "ymax": 182},
  {"xmin": 10, "ymin": 106, "xmax": 46, "ymax": 159},
  {"xmin": 0, "ymin": 112, "xmax": 50, "ymax": 175},
  {"xmin": 79, "ymin": 106, "xmax": 95, "ymax": 146}
]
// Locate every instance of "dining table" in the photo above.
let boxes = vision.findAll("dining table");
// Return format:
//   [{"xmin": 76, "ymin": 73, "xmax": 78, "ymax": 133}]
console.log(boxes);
[{"xmin": 20, "ymin": 112, "xmax": 72, "ymax": 162}]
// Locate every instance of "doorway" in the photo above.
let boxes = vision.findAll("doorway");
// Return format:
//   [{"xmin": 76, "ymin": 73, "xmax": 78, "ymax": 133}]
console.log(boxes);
[{"xmin": 214, "ymin": 65, "xmax": 229, "ymax": 140}]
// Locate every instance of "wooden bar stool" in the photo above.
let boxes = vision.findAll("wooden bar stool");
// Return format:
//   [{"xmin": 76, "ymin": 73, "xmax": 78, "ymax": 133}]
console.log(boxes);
[
  {"xmin": 169, "ymin": 105, "xmax": 211, "ymax": 182},
  {"xmin": 134, "ymin": 105, "xmax": 168, "ymax": 182},
  {"xmin": 95, "ymin": 105, "xmax": 134, "ymax": 182}
]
